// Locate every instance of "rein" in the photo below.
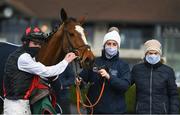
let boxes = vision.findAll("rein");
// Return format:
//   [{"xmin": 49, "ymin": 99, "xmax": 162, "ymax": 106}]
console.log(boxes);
[
  {"xmin": 74, "ymin": 61, "xmax": 105, "ymax": 115},
  {"xmin": 63, "ymin": 27, "xmax": 105, "ymax": 114}
]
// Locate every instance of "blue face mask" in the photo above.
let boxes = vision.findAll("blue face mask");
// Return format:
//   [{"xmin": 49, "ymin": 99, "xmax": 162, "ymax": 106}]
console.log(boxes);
[
  {"xmin": 105, "ymin": 46, "xmax": 118, "ymax": 59},
  {"xmin": 145, "ymin": 54, "xmax": 161, "ymax": 65}
]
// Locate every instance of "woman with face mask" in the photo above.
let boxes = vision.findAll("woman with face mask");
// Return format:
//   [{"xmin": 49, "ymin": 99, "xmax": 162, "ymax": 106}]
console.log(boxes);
[
  {"xmin": 78, "ymin": 27, "xmax": 131, "ymax": 114},
  {"xmin": 131, "ymin": 39, "xmax": 180, "ymax": 114}
]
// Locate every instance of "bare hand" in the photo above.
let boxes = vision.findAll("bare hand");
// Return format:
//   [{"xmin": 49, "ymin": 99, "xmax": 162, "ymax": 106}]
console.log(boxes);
[
  {"xmin": 98, "ymin": 69, "xmax": 110, "ymax": 79},
  {"xmin": 75, "ymin": 77, "xmax": 82, "ymax": 85},
  {"xmin": 64, "ymin": 52, "xmax": 77, "ymax": 63}
]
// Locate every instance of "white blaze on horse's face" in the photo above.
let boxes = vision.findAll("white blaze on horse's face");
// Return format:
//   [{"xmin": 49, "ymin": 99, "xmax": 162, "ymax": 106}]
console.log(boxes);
[{"xmin": 75, "ymin": 25, "xmax": 88, "ymax": 45}]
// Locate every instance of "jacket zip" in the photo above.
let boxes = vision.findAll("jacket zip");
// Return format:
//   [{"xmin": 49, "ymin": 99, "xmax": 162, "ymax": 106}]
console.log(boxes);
[
  {"xmin": 150, "ymin": 66, "xmax": 153, "ymax": 114},
  {"xmin": 136, "ymin": 102, "xmax": 139, "ymax": 112},
  {"xmin": 163, "ymin": 103, "xmax": 167, "ymax": 113}
]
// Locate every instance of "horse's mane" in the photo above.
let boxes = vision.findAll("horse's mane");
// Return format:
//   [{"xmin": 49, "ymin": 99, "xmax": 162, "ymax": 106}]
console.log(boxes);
[
  {"xmin": 46, "ymin": 25, "xmax": 59, "ymax": 41},
  {"xmin": 37, "ymin": 9, "xmax": 94, "ymax": 68},
  {"xmin": 37, "ymin": 18, "xmax": 78, "ymax": 65},
  {"xmin": 47, "ymin": 17, "xmax": 77, "ymax": 40}
]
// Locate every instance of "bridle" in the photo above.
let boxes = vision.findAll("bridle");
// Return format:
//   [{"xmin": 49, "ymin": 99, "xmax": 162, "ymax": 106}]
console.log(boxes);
[
  {"xmin": 63, "ymin": 26, "xmax": 105, "ymax": 115},
  {"xmin": 64, "ymin": 27, "xmax": 91, "ymax": 62}
]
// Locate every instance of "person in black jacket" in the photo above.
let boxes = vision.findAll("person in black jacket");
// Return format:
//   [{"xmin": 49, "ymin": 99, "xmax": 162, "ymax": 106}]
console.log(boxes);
[
  {"xmin": 0, "ymin": 42, "xmax": 19, "ymax": 113},
  {"xmin": 3, "ymin": 26, "xmax": 77, "ymax": 115},
  {"xmin": 131, "ymin": 39, "xmax": 180, "ymax": 114},
  {"xmin": 51, "ymin": 64, "xmax": 75, "ymax": 114},
  {"xmin": 78, "ymin": 27, "xmax": 131, "ymax": 114}
]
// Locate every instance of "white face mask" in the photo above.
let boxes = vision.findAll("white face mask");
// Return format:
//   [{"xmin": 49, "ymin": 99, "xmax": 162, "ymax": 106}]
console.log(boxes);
[
  {"xmin": 145, "ymin": 54, "xmax": 161, "ymax": 65},
  {"xmin": 105, "ymin": 46, "xmax": 118, "ymax": 59}
]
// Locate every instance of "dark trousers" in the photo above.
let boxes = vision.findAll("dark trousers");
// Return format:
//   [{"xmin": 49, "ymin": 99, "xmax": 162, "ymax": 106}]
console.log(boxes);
[
  {"xmin": 55, "ymin": 89, "xmax": 71, "ymax": 114},
  {"xmin": 0, "ymin": 100, "xmax": 3, "ymax": 114}
]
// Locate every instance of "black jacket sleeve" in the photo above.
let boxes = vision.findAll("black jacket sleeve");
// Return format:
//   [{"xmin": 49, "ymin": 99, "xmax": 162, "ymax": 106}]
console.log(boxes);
[
  {"xmin": 167, "ymin": 68, "xmax": 180, "ymax": 113},
  {"xmin": 109, "ymin": 62, "xmax": 131, "ymax": 93},
  {"xmin": 130, "ymin": 66, "xmax": 136, "ymax": 85},
  {"xmin": 60, "ymin": 64, "xmax": 75, "ymax": 87}
]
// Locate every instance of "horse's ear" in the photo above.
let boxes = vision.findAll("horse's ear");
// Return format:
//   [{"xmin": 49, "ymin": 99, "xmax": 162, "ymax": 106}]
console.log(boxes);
[
  {"xmin": 61, "ymin": 8, "xmax": 68, "ymax": 22},
  {"xmin": 78, "ymin": 16, "xmax": 86, "ymax": 25}
]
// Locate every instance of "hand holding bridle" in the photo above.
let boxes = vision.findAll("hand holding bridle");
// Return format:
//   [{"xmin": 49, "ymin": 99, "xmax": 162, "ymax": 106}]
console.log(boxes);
[
  {"xmin": 75, "ymin": 77, "xmax": 82, "ymax": 86},
  {"xmin": 98, "ymin": 69, "xmax": 110, "ymax": 80},
  {"xmin": 64, "ymin": 52, "xmax": 77, "ymax": 63}
]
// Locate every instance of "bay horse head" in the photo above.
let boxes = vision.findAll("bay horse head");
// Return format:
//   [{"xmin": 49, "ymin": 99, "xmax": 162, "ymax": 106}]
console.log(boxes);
[{"xmin": 37, "ymin": 9, "xmax": 94, "ymax": 69}]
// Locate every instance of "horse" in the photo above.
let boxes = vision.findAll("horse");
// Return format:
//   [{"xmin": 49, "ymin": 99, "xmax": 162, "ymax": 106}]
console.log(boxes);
[
  {"xmin": 37, "ymin": 9, "xmax": 94, "ymax": 68},
  {"xmin": 35, "ymin": 8, "xmax": 95, "ymax": 114},
  {"xmin": 0, "ymin": 9, "xmax": 95, "ymax": 114}
]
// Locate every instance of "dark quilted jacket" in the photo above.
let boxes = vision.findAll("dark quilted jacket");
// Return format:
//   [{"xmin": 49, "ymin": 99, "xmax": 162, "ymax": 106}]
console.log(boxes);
[{"xmin": 131, "ymin": 61, "xmax": 180, "ymax": 114}]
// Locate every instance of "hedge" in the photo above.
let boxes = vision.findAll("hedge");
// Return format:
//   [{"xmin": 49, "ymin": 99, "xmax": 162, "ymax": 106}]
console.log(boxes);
[
  {"xmin": 125, "ymin": 85, "xmax": 180, "ymax": 113},
  {"xmin": 70, "ymin": 85, "xmax": 180, "ymax": 113}
]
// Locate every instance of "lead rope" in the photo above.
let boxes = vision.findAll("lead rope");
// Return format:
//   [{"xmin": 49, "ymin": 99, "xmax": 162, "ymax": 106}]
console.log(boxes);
[
  {"xmin": 74, "ymin": 60, "xmax": 105, "ymax": 115},
  {"xmin": 0, "ymin": 96, "xmax": 3, "ymax": 102}
]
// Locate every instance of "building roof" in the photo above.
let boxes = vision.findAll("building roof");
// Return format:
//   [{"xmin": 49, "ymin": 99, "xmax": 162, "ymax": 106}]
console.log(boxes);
[{"xmin": 2, "ymin": 0, "xmax": 180, "ymax": 23}]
